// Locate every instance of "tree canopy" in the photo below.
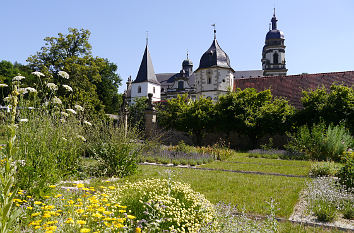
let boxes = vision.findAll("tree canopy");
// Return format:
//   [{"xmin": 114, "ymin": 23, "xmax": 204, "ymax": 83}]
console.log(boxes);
[{"xmin": 26, "ymin": 28, "xmax": 122, "ymax": 114}]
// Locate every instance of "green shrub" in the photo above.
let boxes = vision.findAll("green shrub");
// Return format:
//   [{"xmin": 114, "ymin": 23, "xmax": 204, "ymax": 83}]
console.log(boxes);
[
  {"xmin": 286, "ymin": 123, "xmax": 353, "ymax": 161},
  {"xmin": 172, "ymin": 159, "xmax": 180, "ymax": 166},
  {"xmin": 337, "ymin": 152, "xmax": 354, "ymax": 191},
  {"xmin": 309, "ymin": 161, "xmax": 342, "ymax": 177},
  {"xmin": 342, "ymin": 201, "xmax": 354, "ymax": 220},
  {"xmin": 312, "ymin": 200, "xmax": 337, "ymax": 222},
  {"xmin": 108, "ymin": 178, "xmax": 217, "ymax": 232}
]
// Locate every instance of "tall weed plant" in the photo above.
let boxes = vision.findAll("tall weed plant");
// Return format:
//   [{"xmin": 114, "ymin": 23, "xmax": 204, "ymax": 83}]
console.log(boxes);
[{"xmin": 287, "ymin": 123, "xmax": 353, "ymax": 161}]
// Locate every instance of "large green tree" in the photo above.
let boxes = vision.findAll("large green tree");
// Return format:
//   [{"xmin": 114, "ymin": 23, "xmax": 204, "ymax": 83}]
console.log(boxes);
[
  {"xmin": 27, "ymin": 28, "xmax": 121, "ymax": 114},
  {"xmin": 296, "ymin": 84, "xmax": 354, "ymax": 134},
  {"xmin": 215, "ymin": 88, "xmax": 294, "ymax": 145}
]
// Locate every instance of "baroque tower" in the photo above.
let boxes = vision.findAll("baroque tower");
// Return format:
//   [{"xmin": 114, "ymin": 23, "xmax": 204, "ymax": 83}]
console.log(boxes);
[
  {"xmin": 262, "ymin": 9, "xmax": 287, "ymax": 76},
  {"xmin": 194, "ymin": 27, "xmax": 234, "ymax": 100}
]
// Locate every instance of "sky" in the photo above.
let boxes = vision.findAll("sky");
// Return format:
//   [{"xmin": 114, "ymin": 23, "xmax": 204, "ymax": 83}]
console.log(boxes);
[{"xmin": 1, "ymin": 0, "xmax": 354, "ymax": 93}]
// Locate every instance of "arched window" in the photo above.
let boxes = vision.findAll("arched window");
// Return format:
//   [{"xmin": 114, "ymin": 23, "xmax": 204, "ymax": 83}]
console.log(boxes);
[
  {"xmin": 153, "ymin": 87, "xmax": 155, "ymax": 93},
  {"xmin": 273, "ymin": 53, "xmax": 279, "ymax": 64},
  {"xmin": 138, "ymin": 86, "xmax": 141, "ymax": 93},
  {"xmin": 161, "ymin": 88, "xmax": 164, "ymax": 92}
]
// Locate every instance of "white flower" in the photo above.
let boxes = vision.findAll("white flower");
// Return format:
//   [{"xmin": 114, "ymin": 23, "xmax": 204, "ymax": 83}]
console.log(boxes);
[
  {"xmin": 61, "ymin": 111, "xmax": 69, "ymax": 117},
  {"xmin": 83, "ymin": 120, "xmax": 92, "ymax": 126},
  {"xmin": 31, "ymin": 71, "xmax": 45, "ymax": 78},
  {"xmin": 77, "ymin": 135, "xmax": 86, "ymax": 142},
  {"xmin": 47, "ymin": 83, "xmax": 58, "ymax": 91},
  {"xmin": 62, "ymin": 137, "xmax": 67, "ymax": 141},
  {"xmin": 60, "ymin": 118, "xmax": 66, "ymax": 123},
  {"xmin": 13, "ymin": 75, "xmax": 25, "ymax": 81},
  {"xmin": 58, "ymin": 71, "xmax": 69, "ymax": 79},
  {"xmin": 3, "ymin": 97, "xmax": 11, "ymax": 102},
  {"xmin": 62, "ymin": 84, "xmax": 73, "ymax": 92},
  {"xmin": 66, "ymin": 108, "xmax": 77, "ymax": 114},
  {"xmin": 74, "ymin": 104, "xmax": 84, "ymax": 111},
  {"xmin": 19, "ymin": 119, "xmax": 28, "ymax": 122},
  {"xmin": 0, "ymin": 84, "xmax": 8, "ymax": 87},
  {"xmin": 44, "ymin": 101, "xmax": 49, "ymax": 106},
  {"xmin": 52, "ymin": 96, "xmax": 62, "ymax": 105},
  {"xmin": 18, "ymin": 88, "xmax": 28, "ymax": 94},
  {"xmin": 26, "ymin": 87, "xmax": 37, "ymax": 93}
]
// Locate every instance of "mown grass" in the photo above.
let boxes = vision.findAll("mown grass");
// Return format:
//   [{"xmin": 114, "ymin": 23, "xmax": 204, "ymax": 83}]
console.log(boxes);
[
  {"xmin": 108, "ymin": 165, "xmax": 307, "ymax": 218},
  {"xmin": 278, "ymin": 222, "xmax": 344, "ymax": 233}
]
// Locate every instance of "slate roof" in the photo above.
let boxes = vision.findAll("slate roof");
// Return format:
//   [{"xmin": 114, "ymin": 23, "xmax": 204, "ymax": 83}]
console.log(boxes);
[
  {"xmin": 234, "ymin": 71, "xmax": 354, "ymax": 109},
  {"xmin": 133, "ymin": 45, "xmax": 160, "ymax": 85},
  {"xmin": 197, "ymin": 39, "xmax": 233, "ymax": 71}
]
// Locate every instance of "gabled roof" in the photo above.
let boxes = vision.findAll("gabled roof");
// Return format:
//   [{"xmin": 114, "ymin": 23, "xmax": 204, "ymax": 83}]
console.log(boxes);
[
  {"xmin": 133, "ymin": 45, "xmax": 160, "ymax": 85},
  {"xmin": 196, "ymin": 39, "xmax": 233, "ymax": 71}
]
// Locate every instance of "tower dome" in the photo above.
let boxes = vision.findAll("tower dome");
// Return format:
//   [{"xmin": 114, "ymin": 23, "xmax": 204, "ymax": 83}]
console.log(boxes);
[
  {"xmin": 265, "ymin": 10, "xmax": 284, "ymax": 40},
  {"xmin": 182, "ymin": 58, "xmax": 193, "ymax": 67},
  {"xmin": 198, "ymin": 39, "xmax": 231, "ymax": 70}
]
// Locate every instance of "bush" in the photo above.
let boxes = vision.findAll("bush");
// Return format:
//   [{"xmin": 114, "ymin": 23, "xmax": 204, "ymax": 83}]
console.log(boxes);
[
  {"xmin": 309, "ymin": 161, "xmax": 342, "ymax": 177},
  {"xmin": 108, "ymin": 178, "xmax": 217, "ymax": 232},
  {"xmin": 286, "ymin": 123, "xmax": 353, "ymax": 161},
  {"xmin": 312, "ymin": 200, "xmax": 337, "ymax": 222},
  {"xmin": 87, "ymin": 123, "xmax": 141, "ymax": 177},
  {"xmin": 337, "ymin": 152, "xmax": 354, "ymax": 191},
  {"xmin": 343, "ymin": 201, "xmax": 354, "ymax": 220}
]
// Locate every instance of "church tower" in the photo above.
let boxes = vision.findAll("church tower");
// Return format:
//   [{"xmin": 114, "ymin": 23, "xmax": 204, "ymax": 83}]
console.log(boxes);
[
  {"xmin": 130, "ymin": 42, "xmax": 161, "ymax": 103},
  {"xmin": 262, "ymin": 9, "xmax": 287, "ymax": 76},
  {"xmin": 194, "ymin": 27, "xmax": 234, "ymax": 100}
]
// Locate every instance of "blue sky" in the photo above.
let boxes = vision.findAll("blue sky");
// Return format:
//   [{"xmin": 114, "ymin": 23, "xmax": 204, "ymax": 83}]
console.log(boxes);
[{"xmin": 1, "ymin": 0, "xmax": 354, "ymax": 92}]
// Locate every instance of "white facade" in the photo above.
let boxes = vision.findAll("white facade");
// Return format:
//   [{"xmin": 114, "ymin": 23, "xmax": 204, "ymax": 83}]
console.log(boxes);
[
  {"xmin": 130, "ymin": 82, "xmax": 161, "ymax": 104},
  {"xmin": 194, "ymin": 67, "xmax": 234, "ymax": 100}
]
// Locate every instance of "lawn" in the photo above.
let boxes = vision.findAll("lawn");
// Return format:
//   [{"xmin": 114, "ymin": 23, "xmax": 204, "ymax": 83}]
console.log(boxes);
[{"xmin": 111, "ymin": 164, "xmax": 307, "ymax": 218}]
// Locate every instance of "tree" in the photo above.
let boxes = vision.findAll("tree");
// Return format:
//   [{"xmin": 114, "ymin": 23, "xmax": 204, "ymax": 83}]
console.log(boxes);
[
  {"xmin": 215, "ymin": 88, "xmax": 294, "ymax": 146},
  {"xmin": 158, "ymin": 94, "xmax": 215, "ymax": 145},
  {"xmin": 27, "ymin": 28, "xmax": 121, "ymax": 114},
  {"xmin": 128, "ymin": 97, "xmax": 147, "ymax": 130},
  {"xmin": 296, "ymin": 84, "xmax": 354, "ymax": 135}
]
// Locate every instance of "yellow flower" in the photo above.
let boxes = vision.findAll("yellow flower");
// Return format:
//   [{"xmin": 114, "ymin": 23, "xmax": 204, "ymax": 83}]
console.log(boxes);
[
  {"xmin": 49, "ymin": 185, "xmax": 56, "ymax": 188},
  {"xmin": 80, "ymin": 228, "xmax": 91, "ymax": 233},
  {"xmin": 34, "ymin": 201, "xmax": 42, "ymax": 205},
  {"xmin": 27, "ymin": 206, "xmax": 33, "ymax": 210},
  {"xmin": 136, "ymin": 227, "xmax": 142, "ymax": 233},
  {"xmin": 55, "ymin": 194, "xmax": 62, "ymax": 198},
  {"xmin": 67, "ymin": 200, "xmax": 74, "ymax": 205},
  {"xmin": 127, "ymin": 215, "xmax": 136, "ymax": 219},
  {"xmin": 31, "ymin": 212, "xmax": 40, "ymax": 217},
  {"xmin": 108, "ymin": 186, "xmax": 115, "ymax": 190},
  {"xmin": 34, "ymin": 226, "xmax": 41, "ymax": 229},
  {"xmin": 65, "ymin": 218, "xmax": 74, "ymax": 224},
  {"xmin": 77, "ymin": 220, "xmax": 86, "ymax": 225},
  {"xmin": 76, "ymin": 209, "xmax": 85, "ymax": 214},
  {"xmin": 26, "ymin": 195, "xmax": 32, "ymax": 199},
  {"xmin": 76, "ymin": 183, "xmax": 85, "ymax": 188}
]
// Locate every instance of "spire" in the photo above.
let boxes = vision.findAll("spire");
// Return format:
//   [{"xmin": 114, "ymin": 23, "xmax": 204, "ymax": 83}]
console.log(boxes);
[
  {"xmin": 132, "ymin": 43, "xmax": 160, "ymax": 85},
  {"xmin": 211, "ymin": 24, "xmax": 216, "ymax": 39},
  {"xmin": 146, "ymin": 31, "xmax": 149, "ymax": 46},
  {"xmin": 271, "ymin": 8, "xmax": 278, "ymax": 30},
  {"xmin": 186, "ymin": 50, "xmax": 189, "ymax": 60}
]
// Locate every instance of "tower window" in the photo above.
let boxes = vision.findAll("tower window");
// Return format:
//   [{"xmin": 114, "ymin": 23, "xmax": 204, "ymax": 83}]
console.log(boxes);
[
  {"xmin": 153, "ymin": 87, "xmax": 155, "ymax": 93},
  {"xmin": 138, "ymin": 86, "xmax": 141, "ymax": 93},
  {"xmin": 273, "ymin": 53, "xmax": 279, "ymax": 64},
  {"xmin": 207, "ymin": 77, "xmax": 211, "ymax": 84},
  {"xmin": 178, "ymin": 81, "xmax": 184, "ymax": 90},
  {"xmin": 161, "ymin": 88, "xmax": 164, "ymax": 92}
]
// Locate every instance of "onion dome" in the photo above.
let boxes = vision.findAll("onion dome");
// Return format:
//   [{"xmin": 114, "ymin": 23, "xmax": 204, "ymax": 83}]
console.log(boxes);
[
  {"xmin": 198, "ymin": 38, "xmax": 231, "ymax": 70},
  {"xmin": 182, "ymin": 59, "xmax": 193, "ymax": 67},
  {"xmin": 265, "ymin": 9, "xmax": 284, "ymax": 40}
]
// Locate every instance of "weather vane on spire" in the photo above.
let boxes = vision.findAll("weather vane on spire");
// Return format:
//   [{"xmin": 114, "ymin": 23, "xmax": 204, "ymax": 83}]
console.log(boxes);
[
  {"xmin": 211, "ymin": 24, "xmax": 216, "ymax": 39},
  {"xmin": 146, "ymin": 31, "xmax": 149, "ymax": 46},
  {"xmin": 187, "ymin": 49, "xmax": 189, "ymax": 59},
  {"xmin": 273, "ymin": 7, "xmax": 276, "ymax": 16}
]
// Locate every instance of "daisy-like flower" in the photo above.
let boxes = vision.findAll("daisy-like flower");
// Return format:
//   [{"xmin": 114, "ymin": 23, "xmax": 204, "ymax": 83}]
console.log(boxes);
[
  {"xmin": 31, "ymin": 71, "xmax": 45, "ymax": 78},
  {"xmin": 47, "ymin": 83, "xmax": 58, "ymax": 91},
  {"xmin": 66, "ymin": 109, "xmax": 77, "ymax": 114},
  {"xmin": 19, "ymin": 119, "xmax": 28, "ymax": 122},
  {"xmin": 18, "ymin": 88, "xmax": 28, "ymax": 95},
  {"xmin": 61, "ymin": 111, "xmax": 69, "ymax": 117},
  {"xmin": 83, "ymin": 120, "xmax": 92, "ymax": 126},
  {"xmin": 62, "ymin": 84, "xmax": 73, "ymax": 92},
  {"xmin": 52, "ymin": 96, "xmax": 62, "ymax": 105},
  {"xmin": 0, "ymin": 84, "xmax": 8, "ymax": 87},
  {"xmin": 75, "ymin": 104, "xmax": 84, "ymax": 111},
  {"xmin": 13, "ymin": 75, "xmax": 25, "ymax": 81},
  {"xmin": 58, "ymin": 71, "xmax": 69, "ymax": 79},
  {"xmin": 26, "ymin": 87, "xmax": 37, "ymax": 93}
]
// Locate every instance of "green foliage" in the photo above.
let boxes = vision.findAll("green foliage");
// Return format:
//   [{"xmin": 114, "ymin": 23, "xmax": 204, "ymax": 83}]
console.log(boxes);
[
  {"xmin": 309, "ymin": 161, "xmax": 342, "ymax": 177},
  {"xmin": 337, "ymin": 153, "xmax": 354, "ymax": 191},
  {"xmin": 297, "ymin": 84, "xmax": 354, "ymax": 135},
  {"xmin": 215, "ymin": 88, "xmax": 294, "ymax": 145},
  {"xmin": 312, "ymin": 200, "xmax": 337, "ymax": 222},
  {"xmin": 87, "ymin": 122, "xmax": 141, "ymax": 177},
  {"xmin": 158, "ymin": 94, "xmax": 215, "ymax": 145},
  {"xmin": 286, "ymin": 123, "xmax": 353, "ymax": 161},
  {"xmin": 128, "ymin": 97, "xmax": 147, "ymax": 130},
  {"xmin": 27, "ymin": 28, "xmax": 121, "ymax": 115}
]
